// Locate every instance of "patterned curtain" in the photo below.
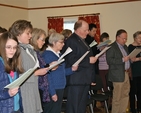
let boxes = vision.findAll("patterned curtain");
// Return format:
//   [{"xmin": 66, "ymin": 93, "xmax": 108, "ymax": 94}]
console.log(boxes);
[
  {"xmin": 79, "ymin": 15, "xmax": 100, "ymax": 43},
  {"xmin": 48, "ymin": 17, "xmax": 63, "ymax": 33}
]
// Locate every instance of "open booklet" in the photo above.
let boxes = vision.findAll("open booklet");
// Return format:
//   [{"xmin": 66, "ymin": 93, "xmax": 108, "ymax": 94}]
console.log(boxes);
[
  {"xmin": 95, "ymin": 46, "xmax": 111, "ymax": 58},
  {"xmin": 89, "ymin": 40, "xmax": 97, "ymax": 48},
  {"xmin": 128, "ymin": 47, "xmax": 141, "ymax": 58},
  {"xmin": 97, "ymin": 40, "xmax": 111, "ymax": 49},
  {"xmin": 73, "ymin": 51, "xmax": 90, "ymax": 66},
  {"xmin": 5, "ymin": 62, "xmax": 39, "ymax": 89}
]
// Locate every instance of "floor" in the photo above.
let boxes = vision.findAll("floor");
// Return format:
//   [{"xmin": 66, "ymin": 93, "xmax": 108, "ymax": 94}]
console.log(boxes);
[{"xmin": 86, "ymin": 101, "xmax": 131, "ymax": 113}]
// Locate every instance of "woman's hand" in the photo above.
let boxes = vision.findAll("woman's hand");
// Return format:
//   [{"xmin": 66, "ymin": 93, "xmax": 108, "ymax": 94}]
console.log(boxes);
[
  {"xmin": 49, "ymin": 61, "xmax": 58, "ymax": 71},
  {"xmin": 8, "ymin": 87, "xmax": 19, "ymax": 97},
  {"xmin": 52, "ymin": 94, "xmax": 58, "ymax": 102},
  {"xmin": 34, "ymin": 68, "xmax": 48, "ymax": 76}
]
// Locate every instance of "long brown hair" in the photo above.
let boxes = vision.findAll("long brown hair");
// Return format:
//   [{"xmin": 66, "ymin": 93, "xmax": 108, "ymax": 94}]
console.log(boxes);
[{"xmin": 0, "ymin": 32, "xmax": 24, "ymax": 73}]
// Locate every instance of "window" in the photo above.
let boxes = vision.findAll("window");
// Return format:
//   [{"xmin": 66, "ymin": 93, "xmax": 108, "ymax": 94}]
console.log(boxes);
[{"xmin": 63, "ymin": 17, "xmax": 78, "ymax": 32}]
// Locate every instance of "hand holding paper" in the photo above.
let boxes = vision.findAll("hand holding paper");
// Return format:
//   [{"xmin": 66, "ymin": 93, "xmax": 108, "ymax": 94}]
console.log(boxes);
[
  {"xmin": 48, "ymin": 59, "xmax": 65, "ymax": 70},
  {"xmin": 128, "ymin": 47, "xmax": 141, "ymax": 58},
  {"xmin": 5, "ymin": 62, "xmax": 39, "ymax": 89},
  {"xmin": 73, "ymin": 51, "xmax": 90, "ymax": 66}
]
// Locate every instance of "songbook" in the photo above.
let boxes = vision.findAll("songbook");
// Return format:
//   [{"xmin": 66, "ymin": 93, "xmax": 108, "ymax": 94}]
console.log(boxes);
[
  {"xmin": 89, "ymin": 40, "xmax": 97, "ymax": 48},
  {"xmin": 58, "ymin": 47, "xmax": 72, "ymax": 61},
  {"xmin": 128, "ymin": 47, "xmax": 141, "ymax": 58},
  {"xmin": 48, "ymin": 59, "xmax": 65, "ymax": 70},
  {"xmin": 97, "ymin": 40, "xmax": 111, "ymax": 48},
  {"xmin": 73, "ymin": 51, "xmax": 90, "ymax": 66},
  {"xmin": 5, "ymin": 62, "xmax": 39, "ymax": 89},
  {"xmin": 95, "ymin": 46, "xmax": 111, "ymax": 58}
]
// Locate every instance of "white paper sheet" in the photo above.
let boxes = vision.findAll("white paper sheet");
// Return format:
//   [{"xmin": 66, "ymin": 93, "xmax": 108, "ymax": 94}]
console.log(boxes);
[
  {"xmin": 95, "ymin": 46, "xmax": 111, "ymax": 58},
  {"xmin": 5, "ymin": 62, "xmax": 38, "ymax": 89},
  {"xmin": 89, "ymin": 40, "xmax": 97, "ymax": 48},
  {"xmin": 73, "ymin": 51, "xmax": 90, "ymax": 66},
  {"xmin": 48, "ymin": 59, "xmax": 65, "ymax": 70},
  {"xmin": 128, "ymin": 47, "xmax": 141, "ymax": 58},
  {"xmin": 97, "ymin": 40, "xmax": 111, "ymax": 48},
  {"xmin": 58, "ymin": 47, "xmax": 72, "ymax": 61}
]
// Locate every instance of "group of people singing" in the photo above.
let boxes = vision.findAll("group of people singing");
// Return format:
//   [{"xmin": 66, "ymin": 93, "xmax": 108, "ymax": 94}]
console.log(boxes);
[{"xmin": 0, "ymin": 19, "xmax": 141, "ymax": 113}]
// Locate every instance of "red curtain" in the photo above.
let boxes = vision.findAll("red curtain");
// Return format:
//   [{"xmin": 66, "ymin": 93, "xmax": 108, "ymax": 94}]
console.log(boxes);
[
  {"xmin": 79, "ymin": 15, "xmax": 100, "ymax": 43},
  {"xmin": 48, "ymin": 18, "xmax": 63, "ymax": 33}
]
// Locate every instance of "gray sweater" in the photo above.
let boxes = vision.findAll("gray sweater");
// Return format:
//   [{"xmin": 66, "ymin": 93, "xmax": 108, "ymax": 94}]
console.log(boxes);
[{"xmin": 19, "ymin": 44, "xmax": 42, "ymax": 113}]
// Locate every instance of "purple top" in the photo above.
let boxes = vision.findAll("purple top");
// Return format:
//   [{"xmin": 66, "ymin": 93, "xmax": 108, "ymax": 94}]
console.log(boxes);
[
  {"xmin": 36, "ymin": 51, "xmax": 50, "ymax": 102},
  {"xmin": 98, "ymin": 53, "xmax": 109, "ymax": 70}
]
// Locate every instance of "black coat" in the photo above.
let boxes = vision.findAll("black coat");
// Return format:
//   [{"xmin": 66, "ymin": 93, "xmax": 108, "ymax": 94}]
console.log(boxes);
[{"xmin": 63, "ymin": 33, "xmax": 95, "ymax": 85}]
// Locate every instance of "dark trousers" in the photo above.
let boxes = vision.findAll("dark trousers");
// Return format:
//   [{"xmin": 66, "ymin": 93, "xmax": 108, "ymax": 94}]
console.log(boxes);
[
  {"xmin": 66, "ymin": 85, "xmax": 90, "ymax": 113},
  {"xmin": 99, "ymin": 70, "xmax": 108, "ymax": 91},
  {"xmin": 130, "ymin": 76, "xmax": 141, "ymax": 113},
  {"xmin": 42, "ymin": 89, "xmax": 64, "ymax": 113}
]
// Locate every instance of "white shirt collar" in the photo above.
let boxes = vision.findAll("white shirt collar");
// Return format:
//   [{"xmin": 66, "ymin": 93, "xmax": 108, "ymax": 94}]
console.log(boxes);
[{"xmin": 46, "ymin": 46, "xmax": 60, "ymax": 57}]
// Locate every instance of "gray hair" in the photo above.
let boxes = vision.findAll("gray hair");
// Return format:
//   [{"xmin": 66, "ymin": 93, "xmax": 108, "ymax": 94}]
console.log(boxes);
[{"xmin": 48, "ymin": 33, "xmax": 64, "ymax": 46}]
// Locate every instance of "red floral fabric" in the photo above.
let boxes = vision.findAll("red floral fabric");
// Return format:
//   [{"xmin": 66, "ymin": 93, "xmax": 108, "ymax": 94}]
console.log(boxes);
[{"xmin": 48, "ymin": 18, "xmax": 63, "ymax": 33}]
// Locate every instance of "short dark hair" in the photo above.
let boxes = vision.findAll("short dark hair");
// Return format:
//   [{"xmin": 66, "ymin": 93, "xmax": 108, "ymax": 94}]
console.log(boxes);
[
  {"xmin": 116, "ymin": 29, "xmax": 127, "ymax": 37},
  {"xmin": 89, "ymin": 23, "xmax": 97, "ymax": 31},
  {"xmin": 100, "ymin": 32, "xmax": 109, "ymax": 42},
  {"xmin": 133, "ymin": 31, "xmax": 141, "ymax": 39},
  {"xmin": 0, "ymin": 26, "xmax": 7, "ymax": 34}
]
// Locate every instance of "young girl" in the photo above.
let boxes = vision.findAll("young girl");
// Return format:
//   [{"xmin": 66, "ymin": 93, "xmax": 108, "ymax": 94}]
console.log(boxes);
[
  {"xmin": 0, "ymin": 32, "xmax": 23, "ymax": 113},
  {"xmin": 9, "ymin": 20, "xmax": 48, "ymax": 113}
]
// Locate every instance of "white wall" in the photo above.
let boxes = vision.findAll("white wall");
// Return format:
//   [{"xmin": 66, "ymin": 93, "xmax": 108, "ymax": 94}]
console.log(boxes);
[
  {"xmin": 0, "ymin": 0, "xmax": 141, "ymax": 45},
  {"xmin": 28, "ymin": 0, "xmax": 127, "ymax": 7},
  {"xmin": 28, "ymin": 1, "xmax": 141, "ymax": 45},
  {"xmin": 0, "ymin": 0, "xmax": 28, "ymax": 29}
]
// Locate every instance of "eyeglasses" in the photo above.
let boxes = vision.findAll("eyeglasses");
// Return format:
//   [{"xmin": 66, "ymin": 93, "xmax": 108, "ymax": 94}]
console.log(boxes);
[
  {"xmin": 57, "ymin": 41, "xmax": 64, "ymax": 44},
  {"xmin": 38, "ymin": 38, "xmax": 45, "ymax": 42},
  {"xmin": 5, "ymin": 46, "xmax": 18, "ymax": 50}
]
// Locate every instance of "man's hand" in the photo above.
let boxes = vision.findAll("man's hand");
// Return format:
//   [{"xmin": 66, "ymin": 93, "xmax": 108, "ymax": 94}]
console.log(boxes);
[{"xmin": 90, "ymin": 56, "xmax": 98, "ymax": 64}]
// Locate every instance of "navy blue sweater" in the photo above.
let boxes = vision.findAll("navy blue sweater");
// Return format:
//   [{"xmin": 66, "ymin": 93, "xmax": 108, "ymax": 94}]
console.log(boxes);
[{"xmin": 42, "ymin": 50, "xmax": 73, "ymax": 96}]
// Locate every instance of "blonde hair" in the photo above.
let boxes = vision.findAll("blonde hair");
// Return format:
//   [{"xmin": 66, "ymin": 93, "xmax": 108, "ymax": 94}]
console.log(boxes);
[
  {"xmin": 48, "ymin": 28, "xmax": 56, "ymax": 36},
  {"xmin": 30, "ymin": 28, "xmax": 46, "ymax": 51}
]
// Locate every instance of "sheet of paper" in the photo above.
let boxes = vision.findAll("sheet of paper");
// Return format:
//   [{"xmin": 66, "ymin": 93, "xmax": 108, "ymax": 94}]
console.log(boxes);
[
  {"xmin": 58, "ymin": 47, "xmax": 72, "ymax": 61},
  {"xmin": 4, "ymin": 62, "xmax": 38, "ymax": 89},
  {"xmin": 73, "ymin": 51, "xmax": 90, "ymax": 66},
  {"xmin": 48, "ymin": 59, "xmax": 65, "ymax": 70},
  {"xmin": 89, "ymin": 40, "xmax": 97, "ymax": 48},
  {"xmin": 97, "ymin": 40, "xmax": 111, "ymax": 48},
  {"xmin": 128, "ymin": 47, "xmax": 141, "ymax": 58},
  {"xmin": 95, "ymin": 46, "xmax": 111, "ymax": 58}
]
